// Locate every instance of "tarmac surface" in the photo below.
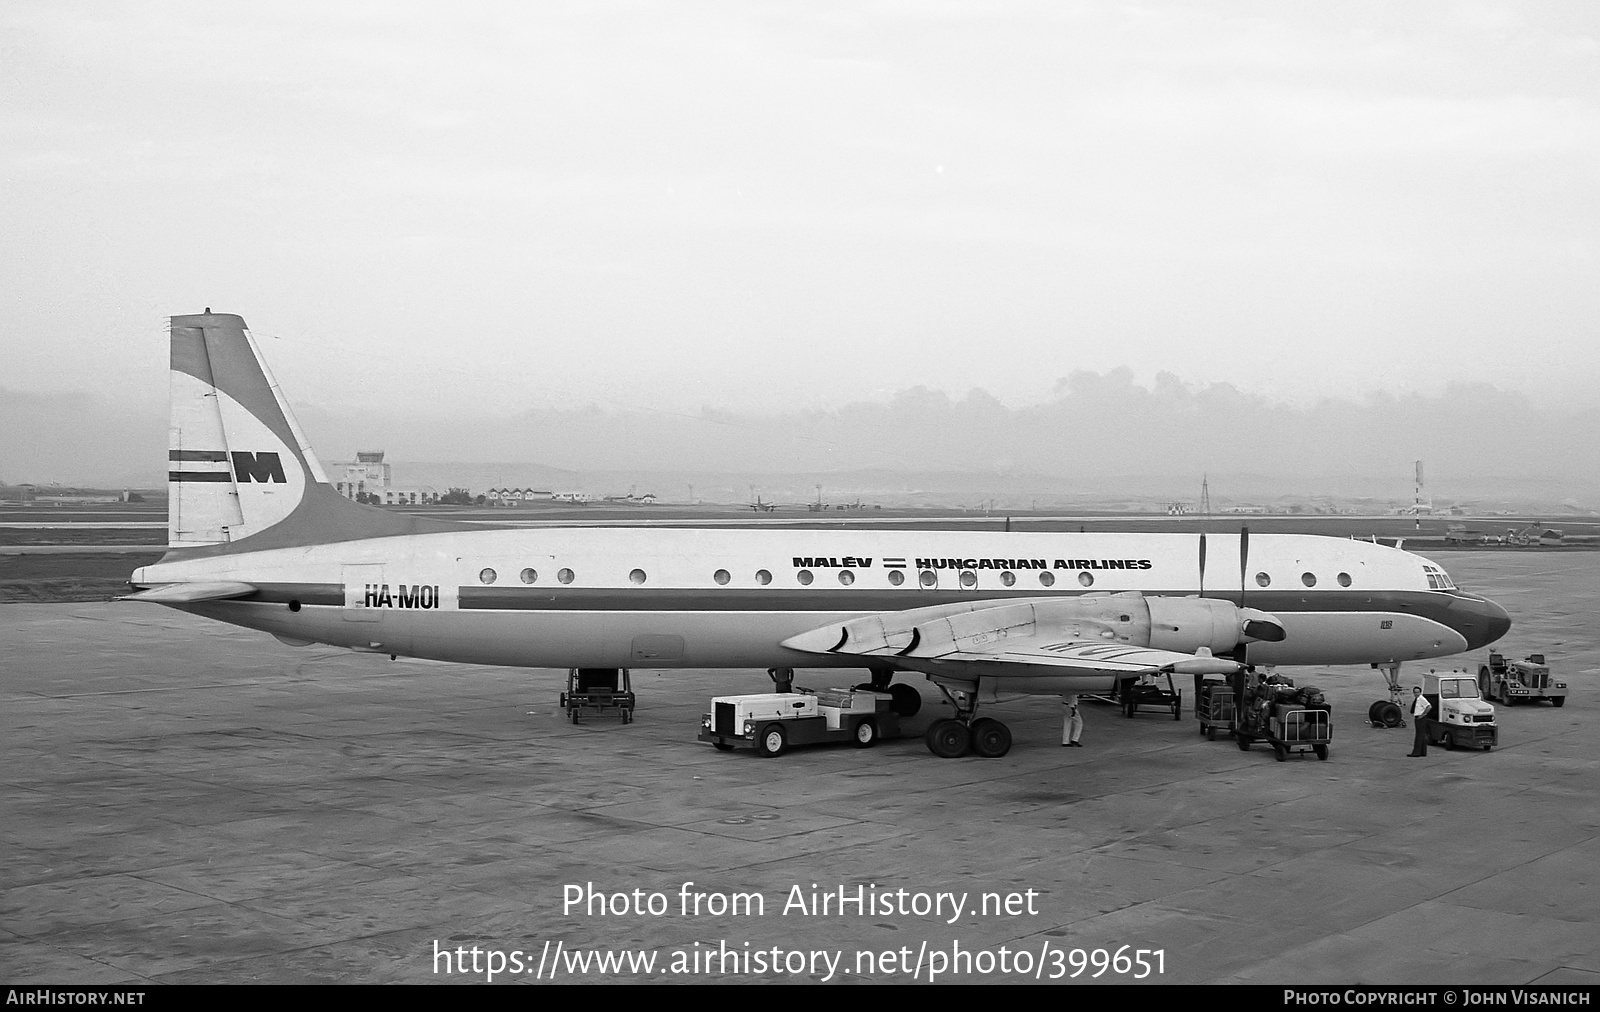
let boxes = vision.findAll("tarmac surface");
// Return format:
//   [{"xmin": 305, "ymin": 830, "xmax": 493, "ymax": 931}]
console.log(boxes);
[{"xmin": 2, "ymin": 551, "xmax": 1596, "ymax": 985}]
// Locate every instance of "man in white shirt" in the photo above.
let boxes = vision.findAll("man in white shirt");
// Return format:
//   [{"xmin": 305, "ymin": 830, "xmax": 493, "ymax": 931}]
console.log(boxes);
[
  {"xmin": 1407, "ymin": 686, "xmax": 1432, "ymax": 757},
  {"xmin": 1062, "ymin": 695, "xmax": 1083, "ymax": 747}
]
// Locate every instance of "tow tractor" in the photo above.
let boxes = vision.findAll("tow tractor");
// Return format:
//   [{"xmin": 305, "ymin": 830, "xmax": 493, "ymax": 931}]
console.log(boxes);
[
  {"xmin": 1479, "ymin": 653, "xmax": 1568, "ymax": 708},
  {"xmin": 699, "ymin": 686, "xmax": 900, "ymax": 757},
  {"xmin": 1232, "ymin": 670, "xmax": 1332, "ymax": 761},
  {"xmin": 1423, "ymin": 669, "xmax": 1498, "ymax": 750}
]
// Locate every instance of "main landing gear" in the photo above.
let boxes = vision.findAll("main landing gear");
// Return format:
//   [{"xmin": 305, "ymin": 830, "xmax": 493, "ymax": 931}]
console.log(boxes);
[{"xmin": 924, "ymin": 685, "xmax": 1012, "ymax": 759}]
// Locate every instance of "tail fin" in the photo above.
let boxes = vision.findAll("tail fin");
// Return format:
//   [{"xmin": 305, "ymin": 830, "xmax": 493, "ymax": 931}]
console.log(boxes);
[{"xmin": 165, "ymin": 312, "xmax": 461, "ymax": 557}]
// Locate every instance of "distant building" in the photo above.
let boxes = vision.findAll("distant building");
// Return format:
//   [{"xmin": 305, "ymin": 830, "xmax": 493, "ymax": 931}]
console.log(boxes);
[
  {"xmin": 485, "ymin": 487, "xmax": 553, "ymax": 505},
  {"xmin": 330, "ymin": 450, "xmax": 438, "ymax": 505}
]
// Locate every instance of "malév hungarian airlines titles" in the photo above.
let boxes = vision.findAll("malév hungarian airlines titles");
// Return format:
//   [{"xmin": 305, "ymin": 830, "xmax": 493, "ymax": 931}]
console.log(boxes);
[{"xmin": 792, "ymin": 556, "xmax": 1155, "ymax": 571}]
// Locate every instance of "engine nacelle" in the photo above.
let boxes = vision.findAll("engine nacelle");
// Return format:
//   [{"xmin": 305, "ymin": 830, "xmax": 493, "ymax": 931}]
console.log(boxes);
[{"xmin": 1147, "ymin": 597, "xmax": 1285, "ymax": 655}]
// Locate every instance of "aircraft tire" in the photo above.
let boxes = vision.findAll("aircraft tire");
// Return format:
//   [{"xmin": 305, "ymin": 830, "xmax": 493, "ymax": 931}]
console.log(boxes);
[
  {"xmin": 1375, "ymin": 702, "xmax": 1404, "ymax": 728},
  {"xmin": 925, "ymin": 719, "xmax": 970, "ymax": 759},
  {"xmin": 969, "ymin": 718, "xmax": 1011, "ymax": 759},
  {"xmin": 888, "ymin": 683, "xmax": 922, "ymax": 717},
  {"xmin": 852, "ymin": 718, "xmax": 877, "ymax": 749}
]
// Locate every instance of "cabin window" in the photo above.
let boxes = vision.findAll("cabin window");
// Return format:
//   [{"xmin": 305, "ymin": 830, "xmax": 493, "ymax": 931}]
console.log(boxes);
[
  {"xmin": 1039, "ymin": 572, "xmax": 1055, "ymax": 587},
  {"xmin": 839, "ymin": 570, "xmax": 855, "ymax": 586},
  {"xmin": 888, "ymin": 570, "xmax": 905, "ymax": 586},
  {"xmin": 520, "ymin": 568, "xmax": 537, "ymax": 584},
  {"xmin": 1078, "ymin": 572, "xmax": 1094, "ymax": 587},
  {"xmin": 1301, "ymin": 572, "xmax": 1317, "ymax": 588},
  {"xmin": 713, "ymin": 569, "xmax": 730, "ymax": 585},
  {"xmin": 1000, "ymin": 571, "xmax": 1016, "ymax": 587},
  {"xmin": 479, "ymin": 568, "xmax": 497, "ymax": 585},
  {"xmin": 557, "ymin": 568, "xmax": 574, "ymax": 584},
  {"xmin": 629, "ymin": 569, "xmax": 647, "ymax": 585},
  {"xmin": 755, "ymin": 569, "xmax": 772, "ymax": 585},
  {"xmin": 919, "ymin": 570, "xmax": 937, "ymax": 588},
  {"xmin": 959, "ymin": 571, "xmax": 977, "ymax": 588},
  {"xmin": 797, "ymin": 570, "xmax": 814, "ymax": 586},
  {"xmin": 1337, "ymin": 572, "xmax": 1352, "ymax": 587},
  {"xmin": 1256, "ymin": 572, "xmax": 1270, "ymax": 587}
]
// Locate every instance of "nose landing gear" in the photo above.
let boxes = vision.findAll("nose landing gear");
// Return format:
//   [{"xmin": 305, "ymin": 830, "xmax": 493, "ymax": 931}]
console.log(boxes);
[{"xmin": 1368, "ymin": 662, "xmax": 1407, "ymax": 728}]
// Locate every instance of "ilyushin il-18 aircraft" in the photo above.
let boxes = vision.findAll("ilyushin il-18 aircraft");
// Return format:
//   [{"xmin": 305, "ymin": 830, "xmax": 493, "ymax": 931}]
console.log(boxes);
[{"xmin": 129, "ymin": 313, "xmax": 1512, "ymax": 758}]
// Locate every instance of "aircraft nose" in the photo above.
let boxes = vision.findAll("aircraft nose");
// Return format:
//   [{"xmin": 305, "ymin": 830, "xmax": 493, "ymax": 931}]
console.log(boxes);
[{"xmin": 1451, "ymin": 595, "xmax": 1512, "ymax": 651}]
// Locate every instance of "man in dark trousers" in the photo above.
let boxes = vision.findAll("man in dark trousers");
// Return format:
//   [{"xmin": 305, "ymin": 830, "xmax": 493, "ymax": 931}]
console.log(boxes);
[{"xmin": 1407, "ymin": 685, "xmax": 1432, "ymax": 757}]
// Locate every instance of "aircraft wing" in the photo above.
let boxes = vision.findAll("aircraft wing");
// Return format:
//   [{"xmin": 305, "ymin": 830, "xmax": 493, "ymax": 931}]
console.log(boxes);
[
  {"xmin": 123, "ymin": 581, "xmax": 258, "ymax": 603},
  {"xmin": 780, "ymin": 595, "xmax": 1245, "ymax": 679},
  {"xmin": 889, "ymin": 637, "xmax": 1242, "ymax": 679}
]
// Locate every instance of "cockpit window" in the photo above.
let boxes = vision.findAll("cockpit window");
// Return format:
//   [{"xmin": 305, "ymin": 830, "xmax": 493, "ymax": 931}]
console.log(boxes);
[{"xmin": 1422, "ymin": 564, "xmax": 1456, "ymax": 591}]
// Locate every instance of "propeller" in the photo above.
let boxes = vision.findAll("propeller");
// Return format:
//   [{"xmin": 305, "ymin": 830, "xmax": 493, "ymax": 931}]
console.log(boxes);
[
  {"xmin": 1239, "ymin": 525, "xmax": 1250, "ymax": 608},
  {"xmin": 1232, "ymin": 525, "xmax": 1252, "ymax": 666},
  {"xmin": 1198, "ymin": 532, "xmax": 1208, "ymax": 597}
]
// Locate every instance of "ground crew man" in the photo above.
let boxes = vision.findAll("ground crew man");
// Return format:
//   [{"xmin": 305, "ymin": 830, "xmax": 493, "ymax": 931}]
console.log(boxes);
[
  {"xmin": 1407, "ymin": 686, "xmax": 1432, "ymax": 757},
  {"xmin": 1062, "ymin": 695, "xmax": 1083, "ymax": 747}
]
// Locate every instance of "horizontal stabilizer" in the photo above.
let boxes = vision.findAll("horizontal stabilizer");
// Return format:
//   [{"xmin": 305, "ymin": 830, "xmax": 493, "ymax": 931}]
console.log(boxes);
[{"xmin": 123, "ymin": 581, "xmax": 258, "ymax": 603}]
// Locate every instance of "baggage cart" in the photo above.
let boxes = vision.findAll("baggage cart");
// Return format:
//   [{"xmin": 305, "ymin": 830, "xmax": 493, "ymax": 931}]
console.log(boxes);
[
  {"xmin": 560, "ymin": 667, "xmax": 635, "ymax": 724},
  {"xmin": 1236, "ymin": 706, "xmax": 1330, "ymax": 761},
  {"xmin": 1194, "ymin": 675, "xmax": 1234, "ymax": 741}
]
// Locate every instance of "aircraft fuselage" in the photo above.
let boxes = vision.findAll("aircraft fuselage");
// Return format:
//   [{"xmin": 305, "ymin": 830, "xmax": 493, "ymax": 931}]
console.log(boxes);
[{"xmin": 137, "ymin": 528, "xmax": 1508, "ymax": 683}]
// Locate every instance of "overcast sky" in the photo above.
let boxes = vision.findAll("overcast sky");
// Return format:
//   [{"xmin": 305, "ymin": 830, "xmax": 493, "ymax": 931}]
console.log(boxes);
[{"xmin": 3, "ymin": 2, "xmax": 1597, "ymax": 425}]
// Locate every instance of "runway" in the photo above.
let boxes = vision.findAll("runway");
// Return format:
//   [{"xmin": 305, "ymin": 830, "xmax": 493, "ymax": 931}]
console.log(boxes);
[{"xmin": 2, "ymin": 552, "xmax": 1596, "ymax": 984}]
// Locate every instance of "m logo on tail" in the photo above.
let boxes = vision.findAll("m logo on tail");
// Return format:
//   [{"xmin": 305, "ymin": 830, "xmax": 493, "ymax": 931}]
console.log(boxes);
[
  {"xmin": 231, "ymin": 451, "xmax": 287, "ymax": 484},
  {"xmin": 168, "ymin": 450, "xmax": 287, "ymax": 484}
]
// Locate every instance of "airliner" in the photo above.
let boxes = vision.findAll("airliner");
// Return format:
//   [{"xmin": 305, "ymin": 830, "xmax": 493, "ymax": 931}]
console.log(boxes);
[{"xmin": 129, "ymin": 312, "xmax": 1511, "ymax": 758}]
